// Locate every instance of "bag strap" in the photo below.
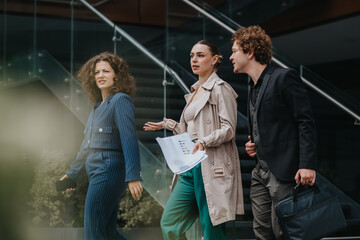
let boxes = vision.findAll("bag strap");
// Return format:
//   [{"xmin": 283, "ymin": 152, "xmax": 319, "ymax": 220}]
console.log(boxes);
[{"xmin": 292, "ymin": 180, "xmax": 320, "ymax": 202}]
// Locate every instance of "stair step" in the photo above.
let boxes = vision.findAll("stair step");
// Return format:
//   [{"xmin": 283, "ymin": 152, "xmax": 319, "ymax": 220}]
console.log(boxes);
[
  {"xmin": 137, "ymin": 86, "xmax": 184, "ymax": 98},
  {"xmin": 226, "ymin": 221, "xmax": 255, "ymax": 239},
  {"xmin": 134, "ymin": 96, "xmax": 185, "ymax": 109},
  {"xmin": 240, "ymin": 159, "xmax": 256, "ymax": 171},
  {"xmin": 135, "ymin": 107, "xmax": 183, "ymax": 119}
]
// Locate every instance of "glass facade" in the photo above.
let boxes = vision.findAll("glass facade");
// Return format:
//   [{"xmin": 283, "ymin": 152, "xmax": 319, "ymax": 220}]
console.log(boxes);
[{"xmin": 1, "ymin": 0, "xmax": 359, "ymax": 239}]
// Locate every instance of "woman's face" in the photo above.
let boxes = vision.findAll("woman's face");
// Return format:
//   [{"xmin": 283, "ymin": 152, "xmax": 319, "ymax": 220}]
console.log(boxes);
[
  {"xmin": 190, "ymin": 44, "xmax": 217, "ymax": 77},
  {"xmin": 94, "ymin": 61, "xmax": 115, "ymax": 92}
]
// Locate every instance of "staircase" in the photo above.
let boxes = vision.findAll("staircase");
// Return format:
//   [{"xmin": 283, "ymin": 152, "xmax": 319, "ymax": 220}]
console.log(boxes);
[
  {"xmin": 158, "ymin": 0, "xmax": 360, "ymax": 238},
  {"xmin": 2, "ymin": 0, "xmax": 360, "ymax": 239},
  {"xmin": 1, "ymin": 50, "xmax": 183, "ymax": 209}
]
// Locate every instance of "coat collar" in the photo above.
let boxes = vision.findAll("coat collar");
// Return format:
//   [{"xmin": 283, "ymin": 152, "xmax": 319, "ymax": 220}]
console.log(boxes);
[
  {"xmin": 94, "ymin": 93, "xmax": 115, "ymax": 111},
  {"xmin": 185, "ymin": 72, "xmax": 221, "ymax": 119},
  {"xmin": 185, "ymin": 72, "xmax": 220, "ymax": 104},
  {"xmin": 255, "ymin": 66, "xmax": 274, "ymax": 109},
  {"xmin": 247, "ymin": 66, "xmax": 275, "ymax": 133},
  {"xmin": 190, "ymin": 72, "xmax": 219, "ymax": 93}
]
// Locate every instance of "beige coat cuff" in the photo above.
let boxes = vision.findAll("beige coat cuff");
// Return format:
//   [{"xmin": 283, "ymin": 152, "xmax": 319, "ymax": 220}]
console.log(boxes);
[{"xmin": 162, "ymin": 118, "xmax": 176, "ymax": 130}]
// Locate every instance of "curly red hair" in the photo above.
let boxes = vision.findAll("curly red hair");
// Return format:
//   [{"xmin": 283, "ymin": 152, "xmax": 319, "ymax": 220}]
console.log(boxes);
[
  {"xmin": 77, "ymin": 52, "xmax": 135, "ymax": 105},
  {"xmin": 231, "ymin": 26, "xmax": 272, "ymax": 65}
]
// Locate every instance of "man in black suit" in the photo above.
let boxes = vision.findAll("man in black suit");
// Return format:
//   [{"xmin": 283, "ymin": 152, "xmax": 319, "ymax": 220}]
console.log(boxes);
[{"xmin": 230, "ymin": 26, "xmax": 317, "ymax": 239}]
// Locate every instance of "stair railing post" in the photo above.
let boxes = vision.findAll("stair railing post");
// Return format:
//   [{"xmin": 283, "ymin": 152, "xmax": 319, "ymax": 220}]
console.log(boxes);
[
  {"xmin": 112, "ymin": 26, "xmax": 122, "ymax": 55},
  {"xmin": 2, "ymin": 0, "xmax": 6, "ymax": 87},
  {"xmin": 202, "ymin": 1, "xmax": 206, "ymax": 40},
  {"xmin": 162, "ymin": 65, "xmax": 175, "ymax": 204},
  {"xmin": 70, "ymin": 0, "xmax": 75, "ymax": 110},
  {"xmin": 33, "ymin": 0, "xmax": 37, "ymax": 81},
  {"xmin": 162, "ymin": 65, "xmax": 175, "ymax": 138}
]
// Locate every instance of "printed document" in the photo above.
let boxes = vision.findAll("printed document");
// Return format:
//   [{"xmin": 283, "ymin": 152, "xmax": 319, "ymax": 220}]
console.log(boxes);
[{"xmin": 156, "ymin": 132, "xmax": 208, "ymax": 174}]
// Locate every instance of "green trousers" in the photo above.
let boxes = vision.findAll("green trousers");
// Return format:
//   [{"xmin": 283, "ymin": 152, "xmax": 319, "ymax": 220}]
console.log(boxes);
[{"xmin": 160, "ymin": 163, "xmax": 227, "ymax": 240}]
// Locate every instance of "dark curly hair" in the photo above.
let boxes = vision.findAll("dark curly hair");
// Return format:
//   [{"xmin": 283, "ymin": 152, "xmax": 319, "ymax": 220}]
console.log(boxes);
[
  {"xmin": 77, "ymin": 52, "xmax": 135, "ymax": 105},
  {"xmin": 231, "ymin": 26, "xmax": 272, "ymax": 65}
]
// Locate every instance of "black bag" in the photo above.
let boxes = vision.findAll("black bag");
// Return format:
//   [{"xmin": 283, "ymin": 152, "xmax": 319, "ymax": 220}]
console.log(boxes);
[{"xmin": 275, "ymin": 181, "xmax": 347, "ymax": 240}]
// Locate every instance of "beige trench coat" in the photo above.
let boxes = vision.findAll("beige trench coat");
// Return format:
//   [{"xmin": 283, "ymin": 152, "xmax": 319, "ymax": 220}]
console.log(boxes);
[{"xmin": 163, "ymin": 72, "xmax": 244, "ymax": 226}]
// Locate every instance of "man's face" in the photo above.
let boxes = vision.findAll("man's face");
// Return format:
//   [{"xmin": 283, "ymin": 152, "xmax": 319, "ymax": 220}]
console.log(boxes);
[{"xmin": 229, "ymin": 41, "xmax": 249, "ymax": 74}]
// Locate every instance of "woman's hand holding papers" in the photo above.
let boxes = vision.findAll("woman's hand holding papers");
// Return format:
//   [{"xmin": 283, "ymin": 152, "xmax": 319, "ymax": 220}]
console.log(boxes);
[{"xmin": 192, "ymin": 141, "xmax": 204, "ymax": 154}]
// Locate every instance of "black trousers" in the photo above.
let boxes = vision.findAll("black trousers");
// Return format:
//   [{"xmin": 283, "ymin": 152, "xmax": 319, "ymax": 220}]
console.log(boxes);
[{"xmin": 250, "ymin": 160, "xmax": 295, "ymax": 240}]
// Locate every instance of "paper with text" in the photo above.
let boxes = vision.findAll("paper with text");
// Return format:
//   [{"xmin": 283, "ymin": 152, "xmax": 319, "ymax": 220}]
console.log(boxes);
[{"xmin": 156, "ymin": 132, "xmax": 208, "ymax": 174}]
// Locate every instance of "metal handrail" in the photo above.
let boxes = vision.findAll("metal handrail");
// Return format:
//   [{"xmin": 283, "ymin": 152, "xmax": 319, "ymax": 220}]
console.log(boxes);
[
  {"xmin": 182, "ymin": 0, "xmax": 360, "ymax": 122},
  {"xmin": 79, "ymin": 0, "xmax": 190, "ymax": 94}
]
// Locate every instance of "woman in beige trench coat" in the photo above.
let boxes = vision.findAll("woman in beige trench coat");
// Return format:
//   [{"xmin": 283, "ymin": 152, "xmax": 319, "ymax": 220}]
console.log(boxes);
[{"xmin": 144, "ymin": 40, "xmax": 244, "ymax": 240}]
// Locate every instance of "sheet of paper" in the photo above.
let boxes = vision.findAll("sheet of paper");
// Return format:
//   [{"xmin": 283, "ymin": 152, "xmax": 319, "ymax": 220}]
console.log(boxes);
[{"xmin": 156, "ymin": 132, "xmax": 208, "ymax": 174}]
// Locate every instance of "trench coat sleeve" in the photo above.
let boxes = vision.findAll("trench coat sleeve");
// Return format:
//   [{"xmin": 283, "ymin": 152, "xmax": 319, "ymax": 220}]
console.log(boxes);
[
  {"xmin": 66, "ymin": 138, "xmax": 90, "ymax": 182},
  {"xmin": 162, "ymin": 117, "xmax": 187, "ymax": 135},
  {"xmin": 114, "ymin": 94, "xmax": 142, "ymax": 182},
  {"xmin": 200, "ymin": 83, "xmax": 237, "ymax": 148},
  {"xmin": 282, "ymin": 70, "xmax": 317, "ymax": 170}
]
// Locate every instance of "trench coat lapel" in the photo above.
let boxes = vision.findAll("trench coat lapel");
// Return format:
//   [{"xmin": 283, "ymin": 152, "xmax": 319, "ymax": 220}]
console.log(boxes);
[
  {"xmin": 192, "ymin": 72, "xmax": 217, "ymax": 119},
  {"xmin": 194, "ymin": 91, "xmax": 211, "ymax": 119}
]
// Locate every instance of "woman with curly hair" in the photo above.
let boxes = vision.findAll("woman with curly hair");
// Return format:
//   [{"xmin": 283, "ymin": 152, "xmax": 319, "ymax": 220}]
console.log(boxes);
[{"xmin": 59, "ymin": 52, "xmax": 143, "ymax": 240}]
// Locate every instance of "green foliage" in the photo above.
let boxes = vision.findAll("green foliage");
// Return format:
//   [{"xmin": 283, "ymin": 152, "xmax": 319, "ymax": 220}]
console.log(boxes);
[
  {"xmin": 29, "ymin": 150, "xmax": 162, "ymax": 230},
  {"xmin": 118, "ymin": 189, "xmax": 163, "ymax": 232},
  {"xmin": 29, "ymin": 150, "xmax": 87, "ymax": 227}
]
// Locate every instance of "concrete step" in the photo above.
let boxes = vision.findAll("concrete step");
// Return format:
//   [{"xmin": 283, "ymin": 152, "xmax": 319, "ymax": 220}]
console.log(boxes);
[{"xmin": 134, "ymin": 96, "xmax": 185, "ymax": 109}]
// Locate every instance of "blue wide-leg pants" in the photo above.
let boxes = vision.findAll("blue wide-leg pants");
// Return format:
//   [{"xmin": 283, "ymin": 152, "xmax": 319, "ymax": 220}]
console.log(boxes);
[{"xmin": 84, "ymin": 150, "xmax": 127, "ymax": 240}]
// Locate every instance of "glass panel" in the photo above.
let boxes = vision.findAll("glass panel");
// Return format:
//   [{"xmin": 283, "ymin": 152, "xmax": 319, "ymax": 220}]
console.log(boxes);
[
  {"xmin": 186, "ymin": 0, "xmax": 360, "ymax": 121},
  {"xmin": 1, "ymin": 1, "xmax": 35, "ymax": 87},
  {"xmin": 166, "ymin": 0, "xmax": 360, "ymax": 234},
  {"xmin": 0, "ymin": 0, "xmax": 4, "ymax": 86},
  {"xmin": 301, "ymin": 65, "xmax": 360, "ymax": 116},
  {"xmin": 35, "ymin": 50, "xmax": 90, "ymax": 124},
  {"xmin": 194, "ymin": 0, "xmax": 303, "ymax": 27},
  {"xmin": 168, "ymin": 0, "xmax": 249, "ymax": 116},
  {"xmin": 36, "ymin": 2, "xmax": 72, "ymax": 73},
  {"xmin": 70, "ymin": 3, "xmax": 184, "ymax": 207},
  {"xmin": 0, "ymin": 0, "xmax": 186, "ymax": 216}
]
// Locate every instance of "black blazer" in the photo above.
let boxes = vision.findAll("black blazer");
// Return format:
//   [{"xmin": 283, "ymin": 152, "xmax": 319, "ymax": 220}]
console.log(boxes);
[{"xmin": 248, "ymin": 66, "xmax": 317, "ymax": 181}]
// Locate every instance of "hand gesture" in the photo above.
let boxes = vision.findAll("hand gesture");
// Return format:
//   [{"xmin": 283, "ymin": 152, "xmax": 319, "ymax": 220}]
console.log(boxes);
[
  {"xmin": 143, "ymin": 121, "xmax": 163, "ymax": 131},
  {"xmin": 128, "ymin": 180, "xmax": 143, "ymax": 201},
  {"xmin": 245, "ymin": 136, "xmax": 257, "ymax": 157}
]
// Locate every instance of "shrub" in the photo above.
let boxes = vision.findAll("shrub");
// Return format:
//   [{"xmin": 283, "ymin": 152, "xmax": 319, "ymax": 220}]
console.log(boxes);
[{"xmin": 29, "ymin": 150, "xmax": 162, "ymax": 230}]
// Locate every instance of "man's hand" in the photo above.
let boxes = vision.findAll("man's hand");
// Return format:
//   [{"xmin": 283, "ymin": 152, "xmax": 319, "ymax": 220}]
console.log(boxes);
[
  {"xmin": 128, "ymin": 180, "xmax": 143, "ymax": 201},
  {"xmin": 294, "ymin": 169, "xmax": 316, "ymax": 186},
  {"xmin": 245, "ymin": 136, "xmax": 257, "ymax": 157}
]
